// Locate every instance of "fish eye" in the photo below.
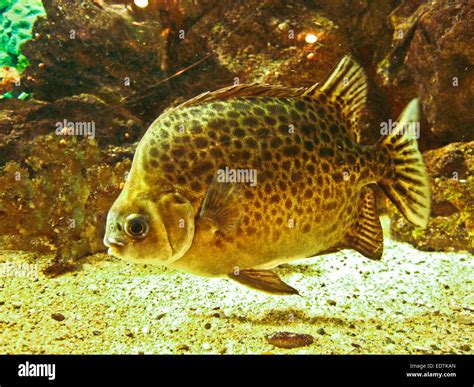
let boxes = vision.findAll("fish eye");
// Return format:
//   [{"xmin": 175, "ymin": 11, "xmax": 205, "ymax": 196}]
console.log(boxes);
[{"xmin": 124, "ymin": 214, "xmax": 149, "ymax": 239}]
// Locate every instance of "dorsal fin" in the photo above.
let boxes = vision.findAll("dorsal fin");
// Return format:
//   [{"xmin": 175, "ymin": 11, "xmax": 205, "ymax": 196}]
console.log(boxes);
[
  {"xmin": 174, "ymin": 84, "xmax": 306, "ymax": 110},
  {"xmin": 343, "ymin": 187, "xmax": 383, "ymax": 260},
  {"xmin": 305, "ymin": 55, "xmax": 368, "ymax": 130}
]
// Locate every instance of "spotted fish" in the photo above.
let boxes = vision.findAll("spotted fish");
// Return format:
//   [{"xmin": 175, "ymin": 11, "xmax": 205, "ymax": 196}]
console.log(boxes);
[{"xmin": 104, "ymin": 55, "xmax": 431, "ymax": 295}]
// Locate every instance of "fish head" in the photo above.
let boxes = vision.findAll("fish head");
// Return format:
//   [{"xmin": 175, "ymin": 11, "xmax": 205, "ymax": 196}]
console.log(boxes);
[{"xmin": 104, "ymin": 187, "xmax": 195, "ymax": 265}]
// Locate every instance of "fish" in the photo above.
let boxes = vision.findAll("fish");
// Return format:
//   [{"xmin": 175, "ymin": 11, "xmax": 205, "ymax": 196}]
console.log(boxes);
[{"xmin": 104, "ymin": 55, "xmax": 431, "ymax": 295}]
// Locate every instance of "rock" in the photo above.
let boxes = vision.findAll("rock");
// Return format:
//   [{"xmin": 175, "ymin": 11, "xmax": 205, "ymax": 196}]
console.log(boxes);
[
  {"xmin": 377, "ymin": 0, "xmax": 474, "ymax": 149},
  {"xmin": 176, "ymin": 344, "xmax": 190, "ymax": 351},
  {"xmin": 317, "ymin": 327, "xmax": 326, "ymax": 335},
  {"xmin": 460, "ymin": 344, "xmax": 471, "ymax": 352},
  {"xmin": 51, "ymin": 312, "xmax": 65, "ymax": 321},
  {"xmin": 201, "ymin": 342, "xmax": 211, "ymax": 351},
  {"xmin": 327, "ymin": 299, "xmax": 337, "ymax": 306},
  {"xmin": 389, "ymin": 142, "xmax": 473, "ymax": 253},
  {"xmin": 12, "ymin": 301, "xmax": 22, "ymax": 309},
  {"xmin": 204, "ymin": 322, "xmax": 211, "ymax": 329},
  {"xmin": 265, "ymin": 332, "xmax": 314, "ymax": 349}
]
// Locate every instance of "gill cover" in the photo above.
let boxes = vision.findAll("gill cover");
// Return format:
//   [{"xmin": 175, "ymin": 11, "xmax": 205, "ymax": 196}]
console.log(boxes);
[{"xmin": 157, "ymin": 192, "xmax": 195, "ymax": 264}]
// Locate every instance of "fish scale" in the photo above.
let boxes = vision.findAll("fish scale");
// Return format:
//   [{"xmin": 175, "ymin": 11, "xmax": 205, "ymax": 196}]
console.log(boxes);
[{"xmin": 104, "ymin": 55, "xmax": 431, "ymax": 295}]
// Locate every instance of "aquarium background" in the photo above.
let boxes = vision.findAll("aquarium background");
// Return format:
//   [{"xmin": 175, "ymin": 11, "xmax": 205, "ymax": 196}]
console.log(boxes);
[{"xmin": 0, "ymin": 0, "xmax": 472, "ymax": 354}]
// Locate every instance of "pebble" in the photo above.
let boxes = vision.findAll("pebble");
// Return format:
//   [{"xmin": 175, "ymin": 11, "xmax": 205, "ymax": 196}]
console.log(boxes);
[
  {"xmin": 317, "ymin": 328, "xmax": 326, "ymax": 335},
  {"xmin": 12, "ymin": 302, "xmax": 22, "ymax": 309},
  {"xmin": 88, "ymin": 284, "xmax": 99, "ymax": 293},
  {"xmin": 202, "ymin": 342, "xmax": 211, "ymax": 350},
  {"xmin": 327, "ymin": 299, "xmax": 337, "ymax": 306},
  {"xmin": 177, "ymin": 344, "xmax": 190, "ymax": 351},
  {"xmin": 204, "ymin": 323, "xmax": 211, "ymax": 329},
  {"xmin": 51, "ymin": 313, "xmax": 65, "ymax": 322},
  {"xmin": 265, "ymin": 332, "xmax": 314, "ymax": 349},
  {"xmin": 459, "ymin": 344, "xmax": 470, "ymax": 351}
]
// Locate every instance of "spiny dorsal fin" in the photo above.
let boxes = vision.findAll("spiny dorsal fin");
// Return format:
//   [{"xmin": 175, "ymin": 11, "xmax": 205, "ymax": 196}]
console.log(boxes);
[
  {"xmin": 343, "ymin": 187, "xmax": 383, "ymax": 260},
  {"xmin": 198, "ymin": 175, "xmax": 241, "ymax": 233},
  {"xmin": 228, "ymin": 269, "xmax": 300, "ymax": 295},
  {"xmin": 174, "ymin": 84, "xmax": 306, "ymax": 110},
  {"xmin": 305, "ymin": 55, "xmax": 368, "ymax": 130}
]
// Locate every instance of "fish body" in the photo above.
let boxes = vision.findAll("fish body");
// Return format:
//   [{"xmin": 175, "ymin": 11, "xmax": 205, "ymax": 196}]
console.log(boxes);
[{"xmin": 104, "ymin": 56, "xmax": 430, "ymax": 295}]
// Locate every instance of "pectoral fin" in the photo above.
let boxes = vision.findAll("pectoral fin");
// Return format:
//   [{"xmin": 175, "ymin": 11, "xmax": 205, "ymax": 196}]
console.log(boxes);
[
  {"xmin": 228, "ymin": 269, "xmax": 300, "ymax": 296},
  {"xmin": 199, "ymin": 174, "xmax": 241, "ymax": 233}
]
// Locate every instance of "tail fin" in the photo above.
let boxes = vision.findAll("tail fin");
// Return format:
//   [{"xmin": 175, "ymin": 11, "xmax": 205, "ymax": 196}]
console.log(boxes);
[{"xmin": 377, "ymin": 99, "xmax": 431, "ymax": 228}]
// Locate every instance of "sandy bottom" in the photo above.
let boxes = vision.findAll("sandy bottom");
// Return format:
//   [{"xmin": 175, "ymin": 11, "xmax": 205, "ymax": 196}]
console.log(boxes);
[{"xmin": 0, "ymin": 236, "xmax": 472, "ymax": 354}]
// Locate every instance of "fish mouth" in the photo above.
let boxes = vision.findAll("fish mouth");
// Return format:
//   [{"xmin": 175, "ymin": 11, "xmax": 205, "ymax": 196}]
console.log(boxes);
[{"xmin": 104, "ymin": 236, "xmax": 126, "ymax": 257}]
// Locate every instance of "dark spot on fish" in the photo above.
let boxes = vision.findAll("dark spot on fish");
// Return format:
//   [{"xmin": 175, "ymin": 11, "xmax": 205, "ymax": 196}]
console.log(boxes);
[
  {"xmin": 263, "ymin": 151, "xmax": 272, "ymax": 161},
  {"xmin": 233, "ymin": 140, "xmax": 243, "ymax": 149},
  {"xmin": 210, "ymin": 102, "xmax": 225, "ymax": 111},
  {"xmin": 264, "ymin": 183, "xmax": 272, "ymax": 194},
  {"xmin": 282, "ymin": 160, "xmax": 291, "ymax": 170},
  {"xmin": 278, "ymin": 181, "xmax": 287, "ymax": 191},
  {"xmin": 246, "ymin": 226, "xmax": 256, "ymax": 235},
  {"xmin": 304, "ymin": 141, "xmax": 314, "ymax": 151},
  {"xmin": 243, "ymin": 117, "xmax": 258, "ymax": 126},
  {"xmin": 253, "ymin": 107, "xmax": 265, "ymax": 116},
  {"xmin": 244, "ymin": 190, "xmax": 254, "ymax": 199},
  {"xmin": 306, "ymin": 164, "xmax": 315, "ymax": 174},
  {"xmin": 270, "ymin": 194, "xmax": 279, "ymax": 203},
  {"xmin": 234, "ymin": 128, "xmax": 245, "ymax": 137},
  {"xmin": 229, "ymin": 120, "xmax": 239, "ymax": 128},
  {"xmin": 192, "ymin": 161, "xmax": 214, "ymax": 176},
  {"xmin": 317, "ymin": 175, "xmax": 323, "ymax": 185},
  {"xmin": 332, "ymin": 173, "xmax": 343, "ymax": 183},
  {"xmin": 264, "ymin": 116, "xmax": 276, "ymax": 125},
  {"xmin": 270, "ymin": 137, "xmax": 282, "ymax": 148},
  {"xmin": 323, "ymin": 187, "xmax": 330, "ymax": 198},
  {"xmin": 283, "ymin": 145, "xmax": 299, "ymax": 157},
  {"xmin": 285, "ymin": 198, "xmax": 292, "ymax": 209},
  {"xmin": 245, "ymin": 138, "xmax": 258, "ymax": 148},
  {"xmin": 304, "ymin": 189, "xmax": 313, "ymax": 199},
  {"xmin": 321, "ymin": 133, "xmax": 331, "ymax": 143},
  {"xmin": 290, "ymin": 110, "xmax": 300, "ymax": 121},
  {"xmin": 160, "ymin": 153, "xmax": 170, "ymax": 162},
  {"xmin": 294, "ymin": 100, "xmax": 305, "ymax": 112},
  {"xmin": 220, "ymin": 134, "xmax": 230, "ymax": 144},
  {"xmin": 177, "ymin": 175, "xmax": 187, "ymax": 185},
  {"xmin": 330, "ymin": 124, "xmax": 339, "ymax": 135},
  {"xmin": 228, "ymin": 111, "xmax": 240, "ymax": 119},
  {"xmin": 149, "ymin": 147, "xmax": 159, "ymax": 158},
  {"xmin": 301, "ymin": 124, "xmax": 312, "ymax": 137},
  {"xmin": 346, "ymin": 154, "xmax": 356, "ymax": 164},
  {"xmin": 210, "ymin": 148, "xmax": 223, "ymax": 158},
  {"xmin": 194, "ymin": 137, "xmax": 208, "ymax": 148},
  {"xmin": 209, "ymin": 119, "xmax": 226, "ymax": 130},
  {"xmin": 268, "ymin": 104, "xmax": 286, "ymax": 115},
  {"xmin": 319, "ymin": 147, "xmax": 334, "ymax": 158},
  {"xmin": 149, "ymin": 159, "xmax": 159, "ymax": 168},
  {"xmin": 257, "ymin": 128, "xmax": 270, "ymax": 137},
  {"xmin": 302, "ymin": 224, "xmax": 311, "ymax": 233},
  {"xmin": 163, "ymin": 163, "xmax": 175, "ymax": 173},
  {"xmin": 254, "ymin": 212, "xmax": 262, "ymax": 221}
]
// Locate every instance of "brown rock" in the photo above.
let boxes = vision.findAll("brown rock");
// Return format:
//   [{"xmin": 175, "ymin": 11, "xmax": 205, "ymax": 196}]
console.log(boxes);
[{"xmin": 265, "ymin": 331, "xmax": 314, "ymax": 349}]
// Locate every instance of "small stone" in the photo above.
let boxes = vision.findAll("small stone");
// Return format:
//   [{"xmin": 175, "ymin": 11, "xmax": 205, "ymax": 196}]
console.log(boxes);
[
  {"xmin": 307, "ymin": 53, "xmax": 317, "ymax": 61},
  {"xmin": 204, "ymin": 322, "xmax": 211, "ymax": 329},
  {"xmin": 202, "ymin": 342, "xmax": 211, "ymax": 350},
  {"xmin": 277, "ymin": 22, "xmax": 289, "ymax": 32},
  {"xmin": 219, "ymin": 347, "xmax": 227, "ymax": 355},
  {"xmin": 348, "ymin": 323, "xmax": 356, "ymax": 329},
  {"xmin": 12, "ymin": 302, "xmax": 22, "ymax": 309},
  {"xmin": 459, "ymin": 344, "xmax": 470, "ymax": 351},
  {"xmin": 124, "ymin": 329, "xmax": 134, "ymax": 338},
  {"xmin": 92, "ymin": 330, "xmax": 102, "ymax": 336},
  {"xmin": 177, "ymin": 344, "xmax": 190, "ymax": 351},
  {"xmin": 265, "ymin": 332, "xmax": 314, "ymax": 349},
  {"xmin": 51, "ymin": 313, "xmax": 65, "ymax": 321},
  {"xmin": 327, "ymin": 299, "xmax": 337, "ymax": 306},
  {"xmin": 317, "ymin": 328, "xmax": 326, "ymax": 335},
  {"xmin": 351, "ymin": 343, "xmax": 361, "ymax": 348},
  {"xmin": 88, "ymin": 284, "xmax": 99, "ymax": 293},
  {"xmin": 376, "ymin": 324, "xmax": 382, "ymax": 330}
]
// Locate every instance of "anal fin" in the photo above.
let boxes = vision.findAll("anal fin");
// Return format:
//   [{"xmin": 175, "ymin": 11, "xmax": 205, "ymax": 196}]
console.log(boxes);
[
  {"xmin": 228, "ymin": 269, "xmax": 300, "ymax": 296},
  {"xmin": 343, "ymin": 187, "xmax": 383, "ymax": 260}
]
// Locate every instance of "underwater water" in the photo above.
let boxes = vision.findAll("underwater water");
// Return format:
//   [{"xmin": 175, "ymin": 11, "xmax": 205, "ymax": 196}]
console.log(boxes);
[{"xmin": 0, "ymin": 0, "xmax": 472, "ymax": 355}]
